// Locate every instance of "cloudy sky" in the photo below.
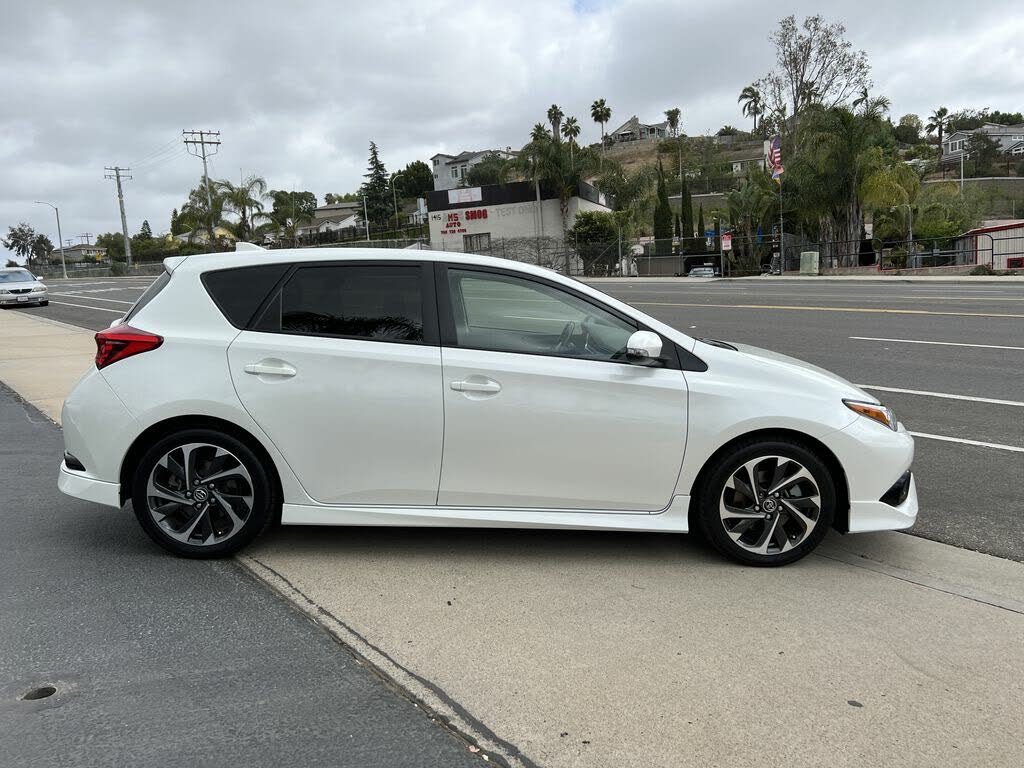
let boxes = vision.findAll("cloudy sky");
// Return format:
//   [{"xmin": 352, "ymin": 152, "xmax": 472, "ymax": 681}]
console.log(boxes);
[{"xmin": 2, "ymin": 0, "xmax": 1021, "ymax": 262}]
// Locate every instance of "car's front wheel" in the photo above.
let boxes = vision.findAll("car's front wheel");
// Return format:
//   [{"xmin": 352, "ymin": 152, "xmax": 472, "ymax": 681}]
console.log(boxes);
[
  {"xmin": 695, "ymin": 438, "xmax": 835, "ymax": 566},
  {"xmin": 131, "ymin": 428, "xmax": 275, "ymax": 558}
]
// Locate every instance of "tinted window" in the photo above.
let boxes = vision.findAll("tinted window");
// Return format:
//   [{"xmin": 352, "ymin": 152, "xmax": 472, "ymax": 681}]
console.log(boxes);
[
  {"xmin": 124, "ymin": 270, "xmax": 171, "ymax": 323},
  {"xmin": 202, "ymin": 264, "xmax": 289, "ymax": 327},
  {"xmin": 447, "ymin": 269, "xmax": 635, "ymax": 360},
  {"xmin": 258, "ymin": 265, "xmax": 424, "ymax": 342}
]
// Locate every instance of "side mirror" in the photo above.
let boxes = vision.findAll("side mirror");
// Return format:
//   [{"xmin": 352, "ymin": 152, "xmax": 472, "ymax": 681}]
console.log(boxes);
[{"xmin": 625, "ymin": 330, "xmax": 662, "ymax": 364}]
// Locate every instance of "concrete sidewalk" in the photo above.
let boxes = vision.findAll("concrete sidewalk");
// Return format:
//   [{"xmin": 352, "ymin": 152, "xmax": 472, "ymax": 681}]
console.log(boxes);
[
  {"xmin": 0, "ymin": 310, "xmax": 94, "ymax": 421},
  {"xmin": 4, "ymin": 306, "xmax": 1024, "ymax": 767}
]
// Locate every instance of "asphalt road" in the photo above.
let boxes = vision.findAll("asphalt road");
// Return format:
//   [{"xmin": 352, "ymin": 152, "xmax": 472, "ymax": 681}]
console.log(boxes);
[
  {"xmin": 0, "ymin": 383, "xmax": 487, "ymax": 767},
  {"xmin": 9, "ymin": 276, "xmax": 1024, "ymax": 561}
]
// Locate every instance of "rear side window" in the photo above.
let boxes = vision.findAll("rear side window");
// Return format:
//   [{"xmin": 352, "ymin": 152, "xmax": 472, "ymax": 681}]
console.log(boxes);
[
  {"xmin": 256, "ymin": 264, "xmax": 425, "ymax": 343},
  {"xmin": 202, "ymin": 264, "xmax": 290, "ymax": 328},
  {"xmin": 124, "ymin": 271, "xmax": 171, "ymax": 323}
]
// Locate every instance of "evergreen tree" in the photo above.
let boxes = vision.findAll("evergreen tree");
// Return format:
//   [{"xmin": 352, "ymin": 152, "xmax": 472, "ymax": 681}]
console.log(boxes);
[
  {"xmin": 653, "ymin": 161, "xmax": 673, "ymax": 255},
  {"xmin": 170, "ymin": 208, "xmax": 184, "ymax": 236},
  {"xmin": 680, "ymin": 173, "xmax": 695, "ymax": 244},
  {"xmin": 674, "ymin": 213, "xmax": 681, "ymax": 239},
  {"xmin": 359, "ymin": 141, "xmax": 391, "ymax": 229},
  {"xmin": 139, "ymin": 220, "xmax": 153, "ymax": 240},
  {"xmin": 696, "ymin": 204, "xmax": 706, "ymax": 249}
]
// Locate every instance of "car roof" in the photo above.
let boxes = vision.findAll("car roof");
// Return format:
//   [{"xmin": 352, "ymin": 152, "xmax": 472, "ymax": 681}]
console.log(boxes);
[{"xmin": 168, "ymin": 247, "xmax": 567, "ymax": 283}]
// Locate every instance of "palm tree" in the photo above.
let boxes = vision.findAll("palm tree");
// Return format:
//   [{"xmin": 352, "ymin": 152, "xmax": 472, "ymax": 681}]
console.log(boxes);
[
  {"xmin": 737, "ymin": 85, "xmax": 762, "ymax": 133},
  {"xmin": 530, "ymin": 123, "xmax": 550, "ymax": 142},
  {"xmin": 216, "ymin": 174, "xmax": 268, "ymax": 241},
  {"xmin": 507, "ymin": 131, "xmax": 599, "ymax": 236},
  {"xmin": 561, "ymin": 116, "xmax": 581, "ymax": 166},
  {"xmin": 591, "ymin": 98, "xmax": 612, "ymax": 168},
  {"xmin": 179, "ymin": 181, "xmax": 228, "ymax": 245},
  {"xmin": 926, "ymin": 106, "xmax": 950, "ymax": 152},
  {"xmin": 547, "ymin": 105, "xmax": 564, "ymax": 141},
  {"xmin": 852, "ymin": 87, "xmax": 891, "ymax": 119},
  {"xmin": 664, "ymin": 107, "xmax": 684, "ymax": 185}
]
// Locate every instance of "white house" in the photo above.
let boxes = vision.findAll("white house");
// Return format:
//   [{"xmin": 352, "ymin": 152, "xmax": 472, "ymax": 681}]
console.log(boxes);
[
  {"xmin": 430, "ymin": 149, "xmax": 518, "ymax": 191},
  {"xmin": 426, "ymin": 180, "xmax": 612, "ymax": 254},
  {"xmin": 296, "ymin": 201, "xmax": 362, "ymax": 237}
]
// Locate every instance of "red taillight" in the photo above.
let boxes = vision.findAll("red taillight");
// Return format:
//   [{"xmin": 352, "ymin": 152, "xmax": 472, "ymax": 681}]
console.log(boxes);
[{"xmin": 95, "ymin": 324, "xmax": 163, "ymax": 370}]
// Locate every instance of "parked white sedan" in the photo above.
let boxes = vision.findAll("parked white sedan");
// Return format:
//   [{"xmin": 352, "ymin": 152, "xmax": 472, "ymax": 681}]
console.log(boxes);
[{"xmin": 58, "ymin": 248, "xmax": 916, "ymax": 565}]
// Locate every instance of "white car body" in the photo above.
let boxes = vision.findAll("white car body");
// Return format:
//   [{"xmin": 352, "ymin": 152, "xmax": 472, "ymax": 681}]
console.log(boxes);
[{"xmin": 57, "ymin": 248, "xmax": 916, "ymax": 561}]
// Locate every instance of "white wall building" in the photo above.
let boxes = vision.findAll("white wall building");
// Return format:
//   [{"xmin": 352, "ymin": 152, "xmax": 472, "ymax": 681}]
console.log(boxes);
[
  {"xmin": 430, "ymin": 149, "xmax": 517, "ymax": 191},
  {"xmin": 427, "ymin": 181, "xmax": 612, "ymax": 253}
]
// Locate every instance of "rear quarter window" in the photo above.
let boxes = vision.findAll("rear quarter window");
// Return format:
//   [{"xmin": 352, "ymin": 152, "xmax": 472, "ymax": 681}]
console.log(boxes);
[
  {"xmin": 201, "ymin": 264, "xmax": 290, "ymax": 328},
  {"xmin": 124, "ymin": 271, "xmax": 171, "ymax": 323}
]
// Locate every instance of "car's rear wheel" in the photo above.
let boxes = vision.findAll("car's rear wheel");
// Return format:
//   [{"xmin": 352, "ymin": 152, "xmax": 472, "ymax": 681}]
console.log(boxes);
[
  {"xmin": 131, "ymin": 428, "xmax": 274, "ymax": 558},
  {"xmin": 695, "ymin": 438, "xmax": 835, "ymax": 566}
]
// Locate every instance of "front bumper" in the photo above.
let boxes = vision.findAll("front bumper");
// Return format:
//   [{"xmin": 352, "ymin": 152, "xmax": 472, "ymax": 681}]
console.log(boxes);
[
  {"xmin": 0, "ymin": 291, "xmax": 46, "ymax": 305},
  {"xmin": 824, "ymin": 415, "xmax": 918, "ymax": 533},
  {"xmin": 848, "ymin": 472, "xmax": 918, "ymax": 532},
  {"xmin": 58, "ymin": 461, "xmax": 122, "ymax": 508}
]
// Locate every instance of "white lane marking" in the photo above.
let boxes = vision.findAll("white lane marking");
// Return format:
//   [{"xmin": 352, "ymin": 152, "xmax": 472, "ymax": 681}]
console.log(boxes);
[
  {"xmin": 859, "ymin": 385, "xmax": 1024, "ymax": 408},
  {"xmin": 47, "ymin": 300, "xmax": 124, "ymax": 314},
  {"xmin": 48, "ymin": 293, "xmax": 136, "ymax": 305},
  {"xmin": 851, "ymin": 336, "xmax": 1024, "ymax": 352},
  {"xmin": 910, "ymin": 432, "xmax": 1024, "ymax": 453}
]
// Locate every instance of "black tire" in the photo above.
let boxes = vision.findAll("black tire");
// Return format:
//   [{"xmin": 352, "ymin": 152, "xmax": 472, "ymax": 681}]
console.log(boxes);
[
  {"xmin": 39, "ymin": 300, "xmax": 48, "ymax": 306},
  {"xmin": 694, "ymin": 438, "xmax": 835, "ymax": 567},
  {"xmin": 131, "ymin": 428, "xmax": 275, "ymax": 558}
]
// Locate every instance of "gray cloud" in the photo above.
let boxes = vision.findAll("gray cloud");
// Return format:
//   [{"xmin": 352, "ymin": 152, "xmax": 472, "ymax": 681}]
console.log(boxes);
[{"xmin": 2, "ymin": 0, "xmax": 1020, "ymax": 260}]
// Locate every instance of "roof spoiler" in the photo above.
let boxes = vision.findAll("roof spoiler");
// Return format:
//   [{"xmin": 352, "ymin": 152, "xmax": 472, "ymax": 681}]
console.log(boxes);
[
  {"xmin": 162, "ymin": 255, "xmax": 189, "ymax": 273},
  {"xmin": 235, "ymin": 242, "xmax": 266, "ymax": 252}
]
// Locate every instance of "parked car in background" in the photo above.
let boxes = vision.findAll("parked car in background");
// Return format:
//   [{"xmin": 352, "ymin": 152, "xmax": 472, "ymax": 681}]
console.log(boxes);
[
  {"xmin": 688, "ymin": 266, "xmax": 717, "ymax": 278},
  {"xmin": 0, "ymin": 268, "xmax": 48, "ymax": 307},
  {"xmin": 58, "ymin": 248, "xmax": 916, "ymax": 566}
]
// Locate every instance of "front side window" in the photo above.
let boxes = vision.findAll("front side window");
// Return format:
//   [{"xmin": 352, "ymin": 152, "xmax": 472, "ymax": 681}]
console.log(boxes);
[
  {"xmin": 258, "ymin": 265, "xmax": 424, "ymax": 342},
  {"xmin": 446, "ymin": 269, "xmax": 636, "ymax": 361}
]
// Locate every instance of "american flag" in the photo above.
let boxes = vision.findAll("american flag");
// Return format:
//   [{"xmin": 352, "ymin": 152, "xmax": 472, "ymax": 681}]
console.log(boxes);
[{"xmin": 768, "ymin": 136, "xmax": 784, "ymax": 181}]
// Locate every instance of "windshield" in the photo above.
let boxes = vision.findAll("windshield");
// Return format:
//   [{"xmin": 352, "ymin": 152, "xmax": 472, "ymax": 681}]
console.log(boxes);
[{"xmin": 0, "ymin": 271, "xmax": 34, "ymax": 283}]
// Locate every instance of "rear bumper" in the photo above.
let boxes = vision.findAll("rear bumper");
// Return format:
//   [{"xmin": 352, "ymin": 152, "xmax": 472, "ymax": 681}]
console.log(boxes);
[{"xmin": 58, "ymin": 461, "xmax": 122, "ymax": 508}]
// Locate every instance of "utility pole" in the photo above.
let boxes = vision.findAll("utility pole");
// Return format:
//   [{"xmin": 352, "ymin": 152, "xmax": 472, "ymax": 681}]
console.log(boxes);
[
  {"xmin": 183, "ymin": 130, "xmax": 221, "ymax": 240},
  {"xmin": 104, "ymin": 167, "xmax": 133, "ymax": 267},
  {"xmin": 78, "ymin": 233, "xmax": 92, "ymax": 245}
]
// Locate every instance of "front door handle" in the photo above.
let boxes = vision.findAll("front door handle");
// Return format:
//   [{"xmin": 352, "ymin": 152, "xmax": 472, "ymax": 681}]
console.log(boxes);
[
  {"xmin": 244, "ymin": 361, "xmax": 296, "ymax": 377},
  {"xmin": 450, "ymin": 379, "xmax": 501, "ymax": 394}
]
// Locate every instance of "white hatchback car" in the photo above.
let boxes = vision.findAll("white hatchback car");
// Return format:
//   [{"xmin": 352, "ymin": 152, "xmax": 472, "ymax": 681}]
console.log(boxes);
[{"xmin": 58, "ymin": 249, "xmax": 917, "ymax": 566}]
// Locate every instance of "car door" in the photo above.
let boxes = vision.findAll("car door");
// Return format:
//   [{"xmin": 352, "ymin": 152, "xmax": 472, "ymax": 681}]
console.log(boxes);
[
  {"xmin": 227, "ymin": 261, "xmax": 443, "ymax": 505},
  {"xmin": 437, "ymin": 265, "xmax": 688, "ymax": 511}
]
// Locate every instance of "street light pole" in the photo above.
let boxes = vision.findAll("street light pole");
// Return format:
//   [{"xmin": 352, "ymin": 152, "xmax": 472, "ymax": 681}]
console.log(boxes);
[
  {"xmin": 390, "ymin": 172, "xmax": 405, "ymax": 234},
  {"xmin": 362, "ymin": 195, "xmax": 370, "ymax": 242},
  {"xmin": 34, "ymin": 201, "xmax": 68, "ymax": 279}
]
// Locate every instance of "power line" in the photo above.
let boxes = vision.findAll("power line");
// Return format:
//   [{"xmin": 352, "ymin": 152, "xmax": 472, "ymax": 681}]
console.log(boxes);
[
  {"xmin": 128, "ymin": 136, "xmax": 182, "ymax": 167},
  {"xmin": 133, "ymin": 144, "xmax": 188, "ymax": 173},
  {"xmin": 104, "ymin": 166, "xmax": 133, "ymax": 267}
]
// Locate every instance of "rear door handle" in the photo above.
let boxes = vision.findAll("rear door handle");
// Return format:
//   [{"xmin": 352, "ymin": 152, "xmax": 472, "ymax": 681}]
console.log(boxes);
[
  {"xmin": 450, "ymin": 379, "xmax": 501, "ymax": 394},
  {"xmin": 244, "ymin": 361, "xmax": 296, "ymax": 377}
]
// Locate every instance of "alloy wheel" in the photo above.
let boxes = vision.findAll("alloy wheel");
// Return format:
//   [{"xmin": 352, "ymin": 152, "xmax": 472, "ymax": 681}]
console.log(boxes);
[
  {"xmin": 719, "ymin": 455, "xmax": 822, "ymax": 555},
  {"xmin": 146, "ymin": 442, "xmax": 255, "ymax": 546}
]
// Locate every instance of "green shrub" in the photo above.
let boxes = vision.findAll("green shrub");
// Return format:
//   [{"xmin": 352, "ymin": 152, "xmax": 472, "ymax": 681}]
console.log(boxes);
[
  {"xmin": 969, "ymin": 264, "xmax": 994, "ymax": 276},
  {"xmin": 110, "ymin": 261, "xmax": 126, "ymax": 276}
]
